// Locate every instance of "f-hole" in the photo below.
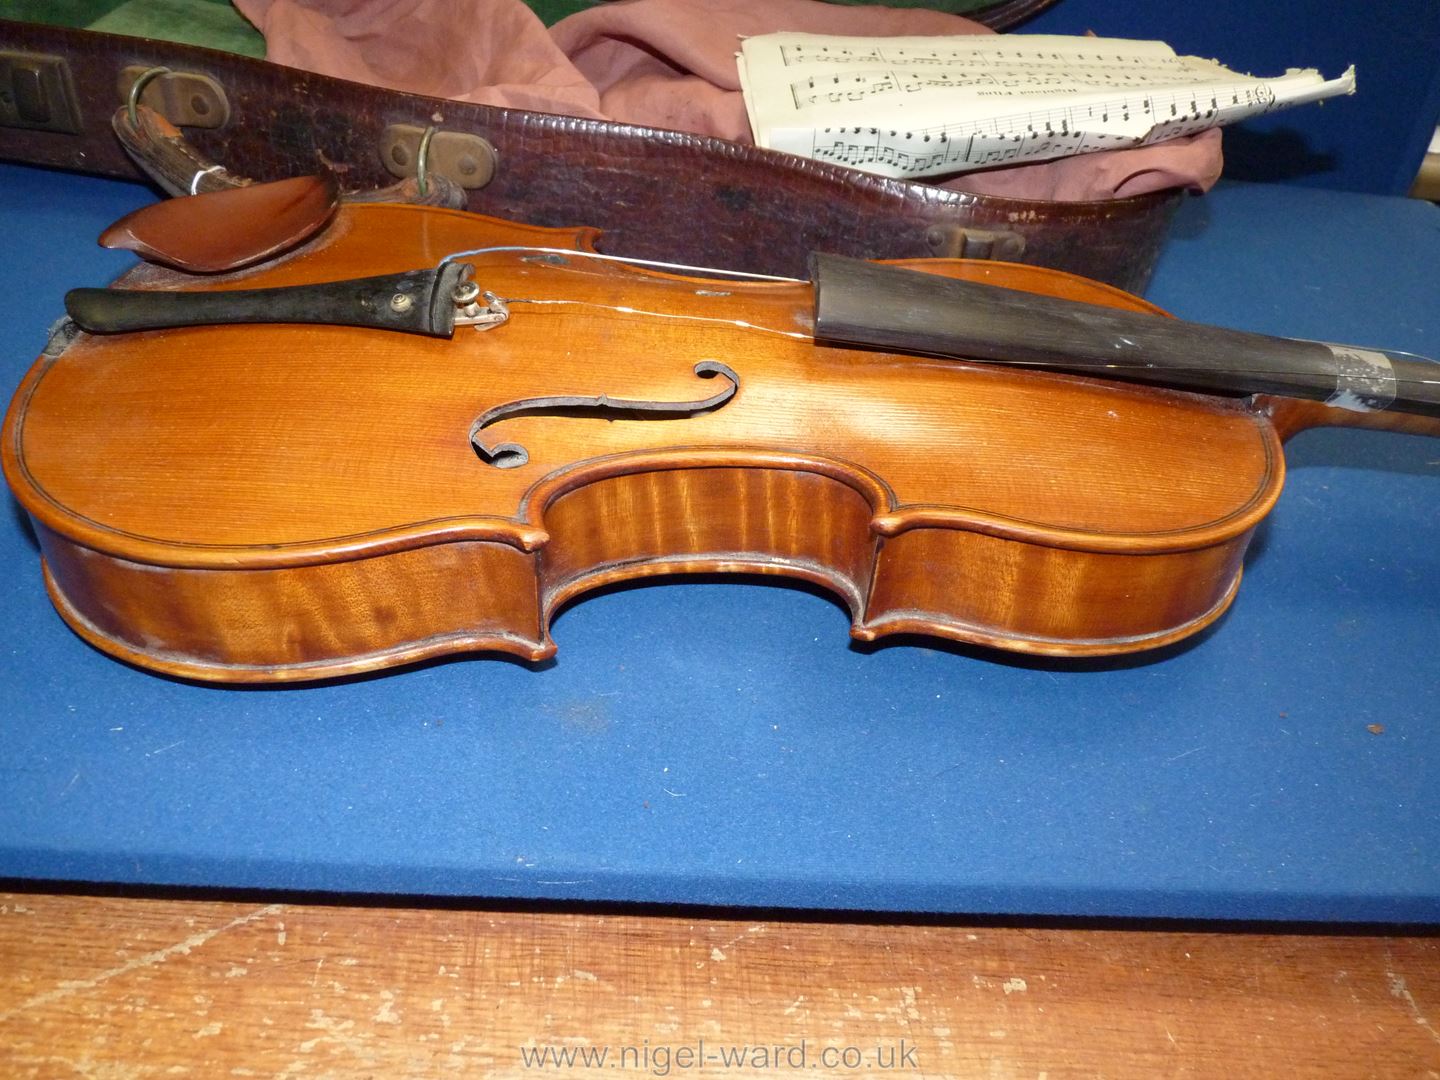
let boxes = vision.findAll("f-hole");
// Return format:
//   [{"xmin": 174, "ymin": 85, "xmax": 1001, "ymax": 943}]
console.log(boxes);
[{"xmin": 470, "ymin": 361, "xmax": 740, "ymax": 469}]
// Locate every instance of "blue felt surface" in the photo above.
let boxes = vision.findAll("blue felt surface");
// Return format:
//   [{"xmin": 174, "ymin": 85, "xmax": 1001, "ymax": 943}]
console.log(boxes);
[
  {"xmin": 0, "ymin": 164, "xmax": 1437, "ymax": 920},
  {"xmin": 1021, "ymin": 0, "xmax": 1440, "ymax": 196}
]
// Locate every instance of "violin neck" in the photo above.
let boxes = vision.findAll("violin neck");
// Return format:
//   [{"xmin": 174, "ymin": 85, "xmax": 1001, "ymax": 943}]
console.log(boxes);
[{"xmin": 810, "ymin": 255, "xmax": 1440, "ymax": 423}]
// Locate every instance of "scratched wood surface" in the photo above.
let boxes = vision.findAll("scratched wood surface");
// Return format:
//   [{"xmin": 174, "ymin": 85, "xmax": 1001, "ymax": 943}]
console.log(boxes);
[
  {"xmin": 0, "ymin": 893, "xmax": 1437, "ymax": 1078},
  {"xmin": 0, "ymin": 202, "xmax": 1304, "ymax": 684}
]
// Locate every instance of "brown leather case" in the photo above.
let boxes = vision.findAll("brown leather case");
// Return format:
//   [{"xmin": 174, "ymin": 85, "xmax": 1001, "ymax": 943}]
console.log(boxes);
[{"xmin": 0, "ymin": 18, "xmax": 1181, "ymax": 292}]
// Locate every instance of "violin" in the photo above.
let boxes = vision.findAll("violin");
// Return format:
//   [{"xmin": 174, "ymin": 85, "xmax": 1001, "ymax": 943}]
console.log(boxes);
[{"xmin": 3, "ymin": 201, "xmax": 1437, "ymax": 683}]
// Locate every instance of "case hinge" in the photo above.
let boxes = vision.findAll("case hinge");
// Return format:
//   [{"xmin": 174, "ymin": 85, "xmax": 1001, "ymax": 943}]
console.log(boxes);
[{"xmin": 924, "ymin": 225, "xmax": 1027, "ymax": 262}]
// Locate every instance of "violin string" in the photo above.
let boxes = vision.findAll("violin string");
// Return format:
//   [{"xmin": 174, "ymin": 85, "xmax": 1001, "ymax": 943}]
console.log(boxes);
[
  {"xmin": 443, "ymin": 247, "xmax": 1439, "ymax": 386},
  {"xmin": 490, "ymin": 300, "xmax": 1440, "ymax": 386},
  {"xmin": 497, "ymin": 295, "xmax": 812, "ymax": 342},
  {"xmin": 440, "ymin": 245, "xmax": 803, "ymax": 282}
]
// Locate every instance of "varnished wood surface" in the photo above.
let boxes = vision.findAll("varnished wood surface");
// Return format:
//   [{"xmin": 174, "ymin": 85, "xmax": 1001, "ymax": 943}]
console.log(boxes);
[
  {"xmin": 0, "ymin": 892, "xmax": 1436, "ymax": 1078},
  {"xmin": 2, "ymin": 204, "xmax": 1295, "ymax": 679},
  {"xmin": 12, "ymin": 206, "xmax": 1275, "ymax": 549}
]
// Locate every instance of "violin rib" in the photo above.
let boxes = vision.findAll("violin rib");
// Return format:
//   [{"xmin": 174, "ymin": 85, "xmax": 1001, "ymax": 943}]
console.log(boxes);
[{"xmin": 4, "ymin": 204, "xmax": 1295, "ymax": 682}]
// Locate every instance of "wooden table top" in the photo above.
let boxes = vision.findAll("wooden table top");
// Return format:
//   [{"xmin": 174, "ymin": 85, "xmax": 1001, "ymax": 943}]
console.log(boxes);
[{"xmin": 1, "ymin": 891, "xmax": 1436, "ymax": 1077}]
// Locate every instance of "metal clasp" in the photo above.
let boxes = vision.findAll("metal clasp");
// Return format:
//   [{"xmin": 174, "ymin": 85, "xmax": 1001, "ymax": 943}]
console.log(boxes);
[
  {"xmin": 118, "ymin": 66, "xmax": 229, "ymax": 128},
  {"xmin": 381, "ymin": 124, "xmax": 497, "ymax": 190},
  {"xmin": 923, "ymin": 225, "xmax": 1027, "ymax": 262},
  {"xmin": 453, "ymin": 282, "xmax": 510, "ymax": 330}
]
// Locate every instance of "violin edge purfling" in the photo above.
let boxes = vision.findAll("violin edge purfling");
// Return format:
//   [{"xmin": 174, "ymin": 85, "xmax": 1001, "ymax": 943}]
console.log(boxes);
[
  {"xmin": 17, "ymin": 448, "xmax": 1267, "ymax": 682},
  {"xmin": 4, "ymin": 202, "xmax": 1434, "ymax": 683}
]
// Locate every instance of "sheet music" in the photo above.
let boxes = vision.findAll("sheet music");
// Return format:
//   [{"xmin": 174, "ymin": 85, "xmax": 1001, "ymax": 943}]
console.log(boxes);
[{"xmin": 738, "ymin": 34, "xmax": 1355, "ymax": 179}]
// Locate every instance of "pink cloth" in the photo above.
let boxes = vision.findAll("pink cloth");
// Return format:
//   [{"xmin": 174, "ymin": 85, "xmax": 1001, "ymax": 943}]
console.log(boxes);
[{"xmin": 234, "ymin": 0, "xmax": 1221, "ymax": 202}]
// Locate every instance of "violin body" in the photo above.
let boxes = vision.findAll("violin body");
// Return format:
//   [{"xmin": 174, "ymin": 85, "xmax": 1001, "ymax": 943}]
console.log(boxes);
[{"xmin": 0, "ymin": 202, "xmax": 1400, "ymax": 682}]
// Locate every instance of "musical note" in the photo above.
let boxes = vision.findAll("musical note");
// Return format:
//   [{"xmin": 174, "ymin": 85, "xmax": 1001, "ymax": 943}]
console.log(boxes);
[{"xmin": 744, "ymin": 32, "xmax": 1355, "ymax": 181}]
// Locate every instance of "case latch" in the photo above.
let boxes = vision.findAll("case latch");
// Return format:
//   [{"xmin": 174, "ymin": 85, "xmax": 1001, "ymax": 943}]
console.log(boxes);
[
  {"xmin": 118, "ymin": 66, "xmax": 230, "ymax": 128},
  {"xmin": 924, "ymin": 225, "xmax": 1027, "ymax": 262},
  {"xmin": 380, "ymin": 124, "xmax": 498, "ymax": 190},
  {"xmin": 0, "ymin": 50, "xmax": 82, "ymax": 134}
]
